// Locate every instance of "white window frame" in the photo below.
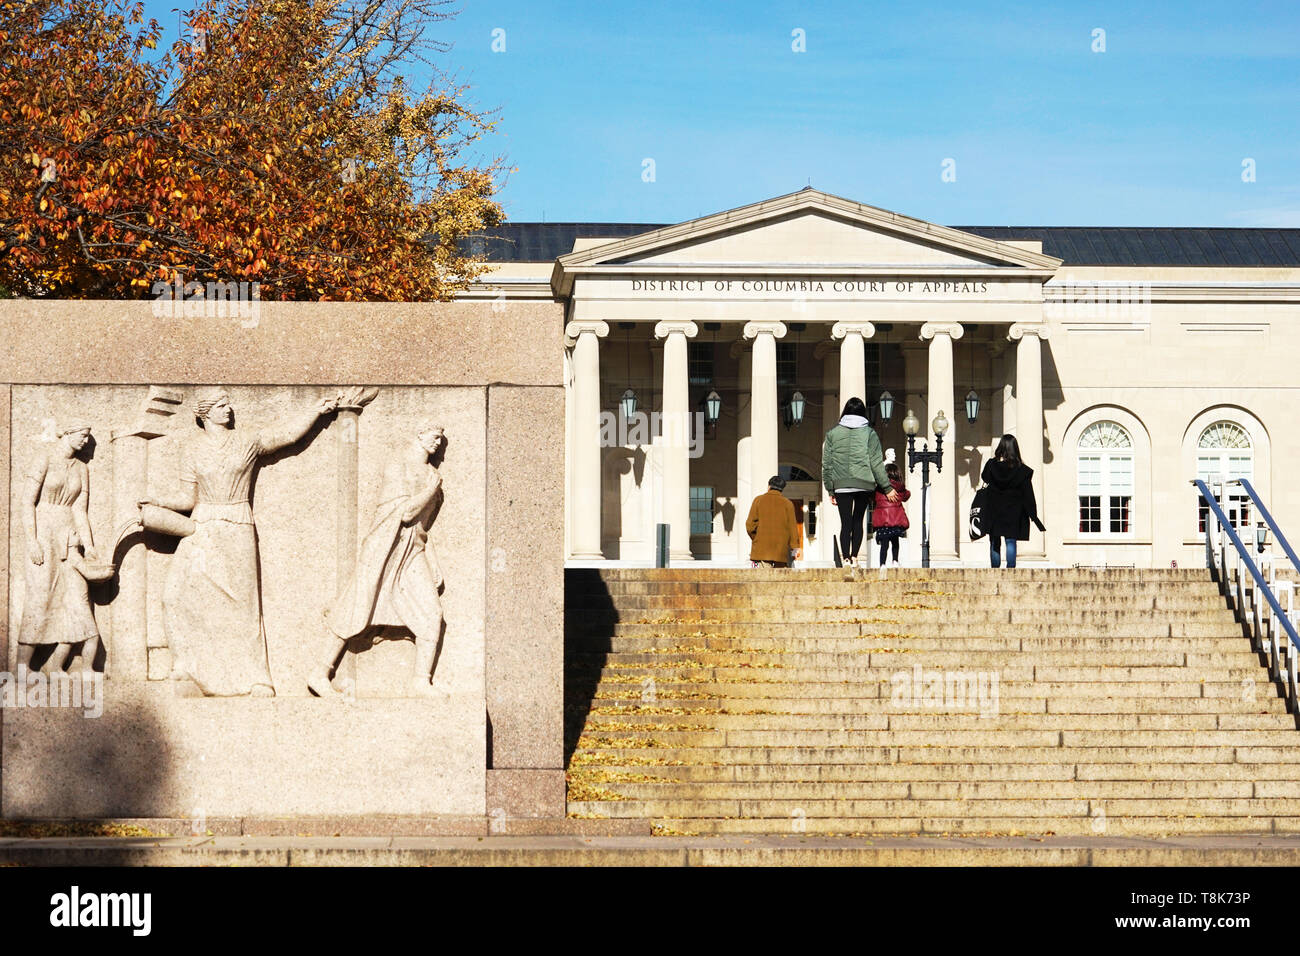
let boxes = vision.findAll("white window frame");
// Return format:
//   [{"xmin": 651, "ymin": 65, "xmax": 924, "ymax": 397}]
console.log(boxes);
[
  {"xmin": 1076, "ymin": 421, "xmax": 1134, "ymax": 537},
  {"xmin": 1196, "ymin": 421, "xmax": 1253, "ymax": 533}
]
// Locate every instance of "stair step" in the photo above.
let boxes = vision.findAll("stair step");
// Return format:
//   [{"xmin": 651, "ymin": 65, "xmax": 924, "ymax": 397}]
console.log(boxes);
[
  {"xmin": 581, "ymin": 712, "xmax": 1293, "ymax": 732},
  {"xmin": 593, "ymin": 780, "xmax": 1259, "ymax": 800},
  {"xmin": 577, "ymin": 761, "xmax": 1300, "ymax": 782},
  {"xmin": 565, "ymin": 567, "xmax": 1299, "ymax": 837},
  {"xmin": 644, "ymin": 816, "xmax": 1283, "ymax": 836}
]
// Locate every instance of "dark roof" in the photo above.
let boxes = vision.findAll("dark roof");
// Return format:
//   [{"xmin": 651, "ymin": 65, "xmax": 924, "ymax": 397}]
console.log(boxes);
[
  {"xmin": 465, "ymin": 222, "xmax": 1300, "ymax": 267},
  {"xmin": 958, "ymin": 227, "xmax": 1300, "ymax": 267}
]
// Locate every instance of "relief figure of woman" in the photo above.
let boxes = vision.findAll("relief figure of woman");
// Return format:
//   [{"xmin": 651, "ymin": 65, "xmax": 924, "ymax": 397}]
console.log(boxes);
[{"xmin": 140, "ymin": 389, "xmax": 338, "ymax": 696}]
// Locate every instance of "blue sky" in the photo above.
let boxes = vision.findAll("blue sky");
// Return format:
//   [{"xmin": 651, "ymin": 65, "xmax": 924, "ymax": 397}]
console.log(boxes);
[{"xmin": 137, "ymin": 0, "xmax": 1300, "ymax": 226}]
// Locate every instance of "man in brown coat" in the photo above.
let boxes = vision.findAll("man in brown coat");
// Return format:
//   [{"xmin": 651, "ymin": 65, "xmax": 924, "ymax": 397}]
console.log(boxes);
[{"xmin": 746, "ymin": 475, "xmax": 800, "ymax": 567}]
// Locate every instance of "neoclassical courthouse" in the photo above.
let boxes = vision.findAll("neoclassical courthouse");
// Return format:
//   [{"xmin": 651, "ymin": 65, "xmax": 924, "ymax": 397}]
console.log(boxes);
[{"xmin": 464, "ymin": 188, "xmax": 1300, "ymax": 569}]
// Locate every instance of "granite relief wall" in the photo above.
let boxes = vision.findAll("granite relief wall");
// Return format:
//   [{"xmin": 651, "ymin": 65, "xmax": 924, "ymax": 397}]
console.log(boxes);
[{"xmin": 0, "ymin": 300, "xmax": 564, "ymax": 824}]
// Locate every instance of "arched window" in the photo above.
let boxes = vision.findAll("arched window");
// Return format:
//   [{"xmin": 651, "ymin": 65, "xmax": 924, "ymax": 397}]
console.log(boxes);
[
  {"xmin": 1077, "ymin": 421, "xmax": 1133, "ymax": 534},
  {"xmin": 1196, "ymin": 421, "xmax": 1253, "ymax": 531}
]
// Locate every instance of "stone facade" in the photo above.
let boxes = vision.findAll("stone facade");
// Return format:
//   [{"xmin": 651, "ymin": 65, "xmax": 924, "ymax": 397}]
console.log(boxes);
[
  {"xmin": 462, "ymin": 189, "xmax": 1300, "ymax": 570},
  {"xmin": 0, "ymin": 300, "xmax": 564, "ymax": 821}
]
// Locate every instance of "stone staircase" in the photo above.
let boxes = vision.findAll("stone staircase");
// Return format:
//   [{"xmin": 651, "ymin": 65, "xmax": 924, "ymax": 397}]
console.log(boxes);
[{"xmin": 565, "ymin": 567, "xmax": 1300, "ymax": 836}]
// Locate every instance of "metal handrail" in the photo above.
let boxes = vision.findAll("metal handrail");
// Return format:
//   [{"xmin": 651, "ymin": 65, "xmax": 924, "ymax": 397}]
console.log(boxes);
[
  {"xmin": 1194, "ymin": 480, "xmax": 1300, "ymax": 713},
  {"xmin": 1236, "ymin": 478, "xmax": 1300, "ymax": 577}
]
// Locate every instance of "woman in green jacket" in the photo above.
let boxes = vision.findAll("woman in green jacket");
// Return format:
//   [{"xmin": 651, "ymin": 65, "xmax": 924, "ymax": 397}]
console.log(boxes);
[{"xmin": 822, "ymin": 397, "xmax": 898, "ymax": 567}]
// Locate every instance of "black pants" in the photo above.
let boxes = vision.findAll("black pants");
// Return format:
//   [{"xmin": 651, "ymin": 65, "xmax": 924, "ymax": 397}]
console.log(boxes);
[
  {"xmin": 836, "ymin": 492, "xmax": 871, "ymax": 559},
  {"xmin": 879, "ymin": 537, "xmax": 900, "ymax": 565}
]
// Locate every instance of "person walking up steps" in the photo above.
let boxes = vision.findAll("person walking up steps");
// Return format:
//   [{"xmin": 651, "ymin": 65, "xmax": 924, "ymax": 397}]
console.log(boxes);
[
  {"xmin": 981, "ymin": 433, "xmax": 1046, "ymax": 569},
  {"xmin": 822, "ymin": 397, "xmax": 898, "ymax": 568},
  {"xmin": 871, "ymin": 453, "xmax": 911, "ymax": 567},
  {"xmin": 746, "ymin": 475, "xmax": 800, "ymax": 568}
]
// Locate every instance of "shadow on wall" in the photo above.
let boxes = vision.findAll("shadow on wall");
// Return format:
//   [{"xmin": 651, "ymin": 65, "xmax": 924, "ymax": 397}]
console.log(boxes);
[
  {"xmin": 2, "ymin": 694, "xmax": 171, "ymax": 823},
  {"xmin": 563, "ymin": 569, "xmax": 614, "ymax": 767},
  {"xmin": 1041, "ymin": 340, "xmax": 1062, "ymax": 468}
]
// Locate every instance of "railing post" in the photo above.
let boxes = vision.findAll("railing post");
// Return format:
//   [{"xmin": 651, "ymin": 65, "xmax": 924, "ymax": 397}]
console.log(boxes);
[
  {"xmin": 1284, "ymin": 647, "xmax": 1294, "ymax": 712},
  {"xmin": 1194, "ymin": 479, "xmax": 1300, "ymax": 723}
]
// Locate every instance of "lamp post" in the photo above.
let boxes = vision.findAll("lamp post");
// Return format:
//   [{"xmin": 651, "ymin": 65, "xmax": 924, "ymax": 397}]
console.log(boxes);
[{"xmin": 903, "ymin": 409, "xmax": 949, "ymax": 569}]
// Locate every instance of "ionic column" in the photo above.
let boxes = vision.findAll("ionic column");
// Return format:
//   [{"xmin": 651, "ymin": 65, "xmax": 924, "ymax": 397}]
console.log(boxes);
[
  {"xmin": 814, "ymin": 339, "xmax": 840, "ymax": 563},
  {"xmin": 920, "ymin": 322, "xmax": 964, "ymax": 562},
  {"xmin": 831, "ymin": 320, "xmax": 875, "ymax": 413},
  {"xmin": 731, "ymin": 339, "xmax": 753, "ymax": 562},
  {"xmin": 654, "ymin": 319, "xmax": 699, "ymax": 562},
  {"xmin": 1009, "ymin": 323, "xmax": 1049, "ymax": 556},
  {"xmin": 565, "ymin": 320, "xmax": 610, "ymax": 559},
  {"xmin": 743, "ymin": 319, "xmax": 787, "ymax": 529}
]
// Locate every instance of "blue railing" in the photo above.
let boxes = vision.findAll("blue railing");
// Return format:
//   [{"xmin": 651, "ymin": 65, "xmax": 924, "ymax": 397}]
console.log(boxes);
[
  {"xmin": 1195, "ymin": 479, "xmax": 1300, "ymax": 714},
  {"xmin": 1238, "ymin": 478, "xmax": 1300, "ymax": 577}
]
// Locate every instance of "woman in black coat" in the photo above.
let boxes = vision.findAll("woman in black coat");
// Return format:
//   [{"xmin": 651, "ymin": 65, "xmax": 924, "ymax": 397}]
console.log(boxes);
[{"xmin": 980, "ymin": 434, "xmax": 1046, "ymax": 568}]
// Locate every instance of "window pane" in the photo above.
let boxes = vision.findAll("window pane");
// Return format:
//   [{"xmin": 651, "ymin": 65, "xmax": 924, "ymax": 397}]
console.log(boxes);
[
  {"xmin": 1108, "ymin": 454, "xmax": 1134, "ymax": 495},
  {"xmin": 689, "ymin": 486, "xmax": 715, "ymax": 535},
  {"xmin": 1077, "ymin": 455, "xmax": 1102, "ymax": 493},
  {"xmin": 1079, "ymin": 421, "xmax": 1132, "ymax": 449},
  {"xmin": 865, "ymin": 343, "xmax": 881, "ymax": 390},
  {"xmin": 1109, "ymin": 496, "xmax": 1131, "ymax": 533},
  {"xmin": 1079, "ymin": 496, "xmax": 1101, "ymax": 534},
  {"xmin": 687, "ymin": 342, "xmax": 714, "ymax": 386},
  {"xmin": 1197, "ymin": 455, "xmax": 1224, "ymax": 481},
  {"xmin": 776, "ymin": 343, "xmax": 797, "ymax": 386}
]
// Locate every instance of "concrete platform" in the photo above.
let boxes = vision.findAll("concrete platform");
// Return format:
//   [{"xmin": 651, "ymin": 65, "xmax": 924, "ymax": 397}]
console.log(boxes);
[{"xmin": 4, "ymin": 832, "xmax": 1300, "ymax": 866}]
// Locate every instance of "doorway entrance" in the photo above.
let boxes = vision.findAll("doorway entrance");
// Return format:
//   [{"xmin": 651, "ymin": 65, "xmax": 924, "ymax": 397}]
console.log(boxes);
[{"xmin": 779, "ymin": 464, "xmax": 822, "ymax": 566}]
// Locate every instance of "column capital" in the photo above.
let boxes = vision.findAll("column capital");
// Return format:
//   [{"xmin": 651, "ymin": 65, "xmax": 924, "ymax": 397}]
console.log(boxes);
[
  {"xmin": 831, "ymin": 320, "xmax": 876, "ymax": 340},
  {"xmin": 1008, "ymin": 323, "xmax": 1050, "ymax": 342},
  {"xmin": 919, "ymin": 322, "xmax": 964, "ymax": 342},
  {"xmin": 653, "ymin": 319, "xmax": 699, "ymax": 340},
  {"xmin": 742, "ymin": 320, "xmax": 788, "ymax": 341},
  {"xmin": 563, "ymin": 319, "xmax": 610, "ymax": 348}
]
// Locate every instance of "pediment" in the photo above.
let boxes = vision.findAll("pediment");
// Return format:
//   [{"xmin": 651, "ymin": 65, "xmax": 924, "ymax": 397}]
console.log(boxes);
[{"xmin": 552, "ymin": 189, "xmax": 1061, "ymax": 295}]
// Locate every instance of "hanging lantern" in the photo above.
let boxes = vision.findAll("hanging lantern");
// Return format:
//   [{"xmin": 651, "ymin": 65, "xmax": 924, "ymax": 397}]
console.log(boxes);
[
  {"xmin": 703, "ymin": 389, "xmax": 722, "ymax": 425},
  {"xmin": 788, "ymin": 391, "xmax": 806, "ymax": 428},
  {"xmin": 878, "ymin": 390, "xmax": 895, "ymax": 423},
  {"xmin": 620, "ymin": 388, "xmax": 638, "ymax": 420},
  {"xmin": 965, "ymin": 388, "xmax": 979, "ymax": 424}
]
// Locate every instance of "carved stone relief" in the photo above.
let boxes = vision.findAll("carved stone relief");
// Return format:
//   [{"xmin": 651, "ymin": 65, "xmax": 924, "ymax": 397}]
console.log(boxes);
[{"xmin": 6, "ymin": 385, "xmax": 469, "ymax": 701}]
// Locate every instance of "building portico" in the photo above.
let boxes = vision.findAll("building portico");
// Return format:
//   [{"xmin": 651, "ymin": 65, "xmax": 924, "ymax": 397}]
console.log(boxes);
[
  {"xmin": 553, "ymin": 188, "xmax": 1058, "ymax": 566},
  {"xmin": 461, "ymin": 187, "xmax": 1300, "ymax": 569}
]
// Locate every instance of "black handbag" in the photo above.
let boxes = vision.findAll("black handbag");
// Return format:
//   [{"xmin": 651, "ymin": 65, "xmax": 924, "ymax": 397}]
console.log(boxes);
[{"xmin": 969, "ymin": 486, "xmax": 990, "ymax": 541}]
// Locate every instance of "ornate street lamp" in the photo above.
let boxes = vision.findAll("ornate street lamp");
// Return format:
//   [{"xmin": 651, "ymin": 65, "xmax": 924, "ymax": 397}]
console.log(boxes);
[
  {"xmin": 1257, "ymin": 520, "xmax": 1270, "ymax": 554},
  {"xmin": 619, "ymin": 388, "xmax": 638, "ymax": 421},
  {"xmin": 965, "ymin": 389, "xmax": 980, "ymax": 424},
  {"xmin": 878, "ymin": 390, "xmax": 895, "ymax": 424},
  {"xmin": 904, "ymin": 410, "xmax": 948, "ymax": 568}
]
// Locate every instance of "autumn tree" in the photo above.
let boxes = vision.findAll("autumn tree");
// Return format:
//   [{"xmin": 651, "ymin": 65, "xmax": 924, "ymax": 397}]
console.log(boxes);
[{"xmin": 0, "ymin": 0, "xmax": 505, "ymax": 299}]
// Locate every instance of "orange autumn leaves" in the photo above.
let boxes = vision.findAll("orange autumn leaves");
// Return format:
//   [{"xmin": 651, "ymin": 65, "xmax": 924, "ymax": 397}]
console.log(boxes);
[{"xmin": 0, "ymin": 0, "xmax": 504, "ymax": 299}]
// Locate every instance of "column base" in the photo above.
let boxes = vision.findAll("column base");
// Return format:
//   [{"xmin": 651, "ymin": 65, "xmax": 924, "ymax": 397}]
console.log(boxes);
[
  {"xmin": 668, "ymin": 550, "xmax": 697, "ymax": 563},
  {"xmin": 568, "ymin": 550, "xmax": 607, "ymax": 561}
]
